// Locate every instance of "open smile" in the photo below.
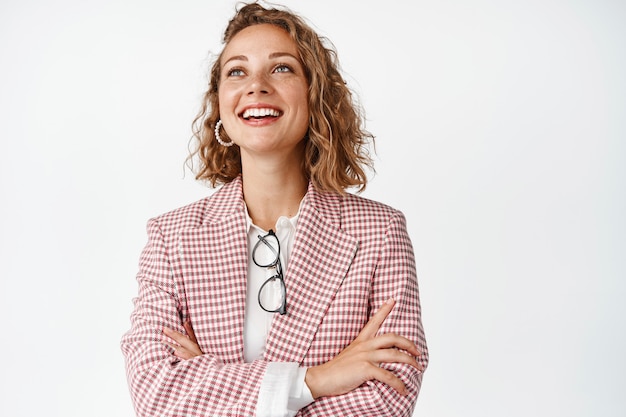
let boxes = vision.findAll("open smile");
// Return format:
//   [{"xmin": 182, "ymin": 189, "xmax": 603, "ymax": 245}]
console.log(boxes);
[{"xmin": 240, "ymin": 107, "xmax": 283, "ymax": 120}]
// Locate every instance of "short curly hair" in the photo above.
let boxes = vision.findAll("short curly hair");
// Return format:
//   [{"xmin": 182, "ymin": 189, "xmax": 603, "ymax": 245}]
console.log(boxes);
[{"xmin": 188, "ymin": 1, "xmax": 374, "ymax": 194}]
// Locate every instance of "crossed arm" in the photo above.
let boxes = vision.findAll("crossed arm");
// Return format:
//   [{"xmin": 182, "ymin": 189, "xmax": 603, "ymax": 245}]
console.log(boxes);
[{"xmin": 164, "ymin": 298, "xmax": 423, "ymax": 400}]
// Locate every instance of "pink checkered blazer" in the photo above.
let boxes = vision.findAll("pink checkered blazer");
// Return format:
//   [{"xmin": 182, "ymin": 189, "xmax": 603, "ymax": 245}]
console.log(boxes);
[{"xmin": 121, "ymin": 176, "xmax": 428, "ymax": 417}]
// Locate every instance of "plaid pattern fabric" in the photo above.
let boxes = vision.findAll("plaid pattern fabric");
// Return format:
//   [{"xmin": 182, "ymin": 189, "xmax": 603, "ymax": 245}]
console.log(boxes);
[{"xmin": 121, "ymin": 176, "xmax": 428, "ymax": 417}]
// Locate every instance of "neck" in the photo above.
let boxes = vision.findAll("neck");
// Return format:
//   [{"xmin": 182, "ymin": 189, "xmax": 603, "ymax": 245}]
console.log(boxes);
[{"xmin": 241, "ymin": 159, "xmax": 308, "ymax": 231}]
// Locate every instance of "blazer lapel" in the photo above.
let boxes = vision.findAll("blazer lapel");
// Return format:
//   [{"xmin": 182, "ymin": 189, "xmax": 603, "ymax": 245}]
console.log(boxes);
[
  {"xmin": 264, "ymin": 186, "xmax": 358, "ymax": 363},
  {"xmin": 177, "ymin": 178, "xmax": 249, "ymax": 364}
]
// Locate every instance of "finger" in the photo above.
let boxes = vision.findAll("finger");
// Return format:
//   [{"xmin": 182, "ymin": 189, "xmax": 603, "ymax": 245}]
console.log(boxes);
[
  {"xmin": 368, "ymin": 365, "xmax": 409, "ymax": 396},
  {"xmin": 368, "ymin": 333, "xmax": 421, "ymax": 356},
  {"xmin": 357, "ymin": 298, "xmax": 396, "ymax": 340},
  {"xmin": 183, "ymin": 321, "xmax": 198, "ymax": 344},
  {"xmin": 165, "ymin": 342, "xmax": 196, "ymax": 360},
  {"xmin": 163, "ymin": 327, "xmax": 187, "ymax": 344},
  {"xmin": 176, "ymin": 335, "xmax": 203, "ymax": 356},
  {"xmin": 370, "ymin": 348, "xmax": 423, "ymax": 371},
  {"xmin": 166, "ymin": 327, "xmax": 204, "ymax": 356}
]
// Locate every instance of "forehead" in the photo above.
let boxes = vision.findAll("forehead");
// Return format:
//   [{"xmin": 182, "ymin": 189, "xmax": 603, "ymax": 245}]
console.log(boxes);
[{"xmin": 221, "ymin": 23, "xmax": 298, "ymax": 62}]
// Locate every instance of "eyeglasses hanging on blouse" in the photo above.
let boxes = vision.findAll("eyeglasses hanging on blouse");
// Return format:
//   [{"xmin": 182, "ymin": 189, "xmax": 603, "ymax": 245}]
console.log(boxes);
[{"xmin": 252, "ymin": 229, "xmax": 287, "ymax": 315}]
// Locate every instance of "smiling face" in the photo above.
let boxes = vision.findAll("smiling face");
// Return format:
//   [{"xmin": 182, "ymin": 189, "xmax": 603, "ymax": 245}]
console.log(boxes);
[{"xmin": 218, "ymin": 24, "xmax": 310, "ymax": 161}]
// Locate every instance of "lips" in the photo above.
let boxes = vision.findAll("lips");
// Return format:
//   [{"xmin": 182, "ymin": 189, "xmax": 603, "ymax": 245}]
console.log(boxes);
[{"xmin": 240, "ymin": 107, "xmax": 282, "ymax": 120}]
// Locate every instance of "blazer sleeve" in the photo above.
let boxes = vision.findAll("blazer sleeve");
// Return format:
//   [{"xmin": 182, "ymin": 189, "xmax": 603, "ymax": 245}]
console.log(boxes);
[
  {"xmin": 301, "ymin": 211, "xmax": 429, "ymax": 417},
  {"xmin": 120, "ymin": 218, "xmax": 267, "ymax": 417}
]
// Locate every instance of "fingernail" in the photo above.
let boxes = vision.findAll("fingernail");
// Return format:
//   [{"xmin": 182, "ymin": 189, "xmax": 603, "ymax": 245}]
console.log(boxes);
[{"xmin": 385, "ymin": 298, "xmax": 395, "ymax": 305}]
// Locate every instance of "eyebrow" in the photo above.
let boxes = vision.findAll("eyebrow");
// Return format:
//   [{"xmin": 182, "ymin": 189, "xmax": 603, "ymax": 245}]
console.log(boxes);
[{"xmin": 223, "ymin": 52, "xmax": 300, "ymax": 66}]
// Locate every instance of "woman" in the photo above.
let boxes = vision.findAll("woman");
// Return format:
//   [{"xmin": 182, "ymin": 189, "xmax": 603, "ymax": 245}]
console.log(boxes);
[{"xmin": 121, "ymin": 2, "xmax": 428, "ymax": 416}]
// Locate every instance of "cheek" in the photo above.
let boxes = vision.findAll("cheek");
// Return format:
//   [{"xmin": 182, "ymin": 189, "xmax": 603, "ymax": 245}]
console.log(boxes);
[
  {"xmin": 218, "ymin": 88, "xmax": 237, "ymax": 114},
  {"xmin": 294, "ymin": 90, "xmax": 310, "ymax": 127},
  {"xmin": 217, "ymin": 94, "xmax": 228, "ymax": 113},
  {"xmin": 286, "ymin": 83, "xmax": 309, "ymax": 115}
]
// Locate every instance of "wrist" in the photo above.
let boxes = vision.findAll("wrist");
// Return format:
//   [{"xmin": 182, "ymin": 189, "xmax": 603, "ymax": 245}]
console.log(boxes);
[{"xmin": 304, "ymin": 366, "xmax": 322, "ymax": 399}]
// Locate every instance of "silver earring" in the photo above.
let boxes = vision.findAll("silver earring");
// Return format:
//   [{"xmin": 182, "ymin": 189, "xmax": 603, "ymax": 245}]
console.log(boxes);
[{"xmin": 214, "ymin": 120, "xmax": 234, "ymax": 147}]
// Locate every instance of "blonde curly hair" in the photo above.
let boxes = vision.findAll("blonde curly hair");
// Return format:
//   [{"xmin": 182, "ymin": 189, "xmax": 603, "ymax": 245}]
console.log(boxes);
[{"xmin": 188, "ymin": 1, "xmax": 374, "ymax": 194}]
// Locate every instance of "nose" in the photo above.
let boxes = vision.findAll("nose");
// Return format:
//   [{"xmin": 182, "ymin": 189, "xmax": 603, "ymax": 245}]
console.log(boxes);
[{"xmin": 247, "ymin": 73, "xmax": 272, "ymax": 95}]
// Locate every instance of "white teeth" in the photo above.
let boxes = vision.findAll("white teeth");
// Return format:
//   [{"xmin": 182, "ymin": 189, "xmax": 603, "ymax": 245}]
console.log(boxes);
[{"xmin": 242, "ymin": 108, "xmax": 280, "ymax": 119}]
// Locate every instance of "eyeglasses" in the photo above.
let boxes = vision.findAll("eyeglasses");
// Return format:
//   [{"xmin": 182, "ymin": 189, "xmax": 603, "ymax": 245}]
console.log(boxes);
[{"xmin": 252, "ymin": 229, "xmax": 287, "ymax": 315}]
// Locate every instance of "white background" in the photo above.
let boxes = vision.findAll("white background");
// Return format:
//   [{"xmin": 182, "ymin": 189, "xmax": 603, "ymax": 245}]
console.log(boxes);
[{"xmin": 0, "ymin": 0, "xmax": 624, "ymax": 416}]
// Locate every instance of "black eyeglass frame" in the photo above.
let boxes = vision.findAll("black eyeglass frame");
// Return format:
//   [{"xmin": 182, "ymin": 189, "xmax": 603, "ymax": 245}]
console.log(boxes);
[{"xmin": 252, "ymin": 229, "xmax": 287, "ymax": 315}]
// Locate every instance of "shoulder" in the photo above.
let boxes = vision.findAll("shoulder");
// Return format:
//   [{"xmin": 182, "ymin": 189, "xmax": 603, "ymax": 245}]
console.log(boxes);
[
  {"xmin": 309, "ymin": 185, "xmax": 405, "ymax": 233},
  {"xmin": 147, "ymin": 178, "xmax": 243, "ymax": 235},
  {"xmin": 342, "ymin": 192, "xmax": 402, "ymax": 218},
  {"xmin": 148, "ymin": 197, "xmax": 211, "ymax": 232},
  {"xmin": 341, "ymin": 192, "xmax": 406, "ymax": 233},
  {"xmin": 309, "ymin": 183, "xmax": 401, "ymax": 217}
]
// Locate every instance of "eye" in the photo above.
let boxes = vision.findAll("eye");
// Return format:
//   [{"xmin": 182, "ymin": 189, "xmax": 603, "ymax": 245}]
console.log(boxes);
[
  {"xmin": 273, "ymin": 64, "xmax": 293, "ymax": 73},
  {"xmin": 226, "ymin": 67, "xmax": 245, "ymax": 77}
]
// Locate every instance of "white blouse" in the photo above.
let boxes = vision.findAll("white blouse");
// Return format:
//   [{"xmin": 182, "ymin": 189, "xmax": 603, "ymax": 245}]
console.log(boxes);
[{"xmin": 243, "ymin": 206, "xmax": 314, "ymax": 416}]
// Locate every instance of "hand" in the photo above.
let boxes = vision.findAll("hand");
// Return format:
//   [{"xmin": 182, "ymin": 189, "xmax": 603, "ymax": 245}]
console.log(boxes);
[
  {"xmin": 304, "ymin": 298, "xmax": 423, "ymax": 399},
  {"xmin": 163, "ymin": 321, "xmax": 203, "ymax": 360}
]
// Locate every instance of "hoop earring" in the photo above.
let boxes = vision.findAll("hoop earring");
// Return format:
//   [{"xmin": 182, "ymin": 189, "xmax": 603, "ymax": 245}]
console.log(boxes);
[{"xmin": 214, "ymin": 120, "xmax": 234, "ymax": 147}]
